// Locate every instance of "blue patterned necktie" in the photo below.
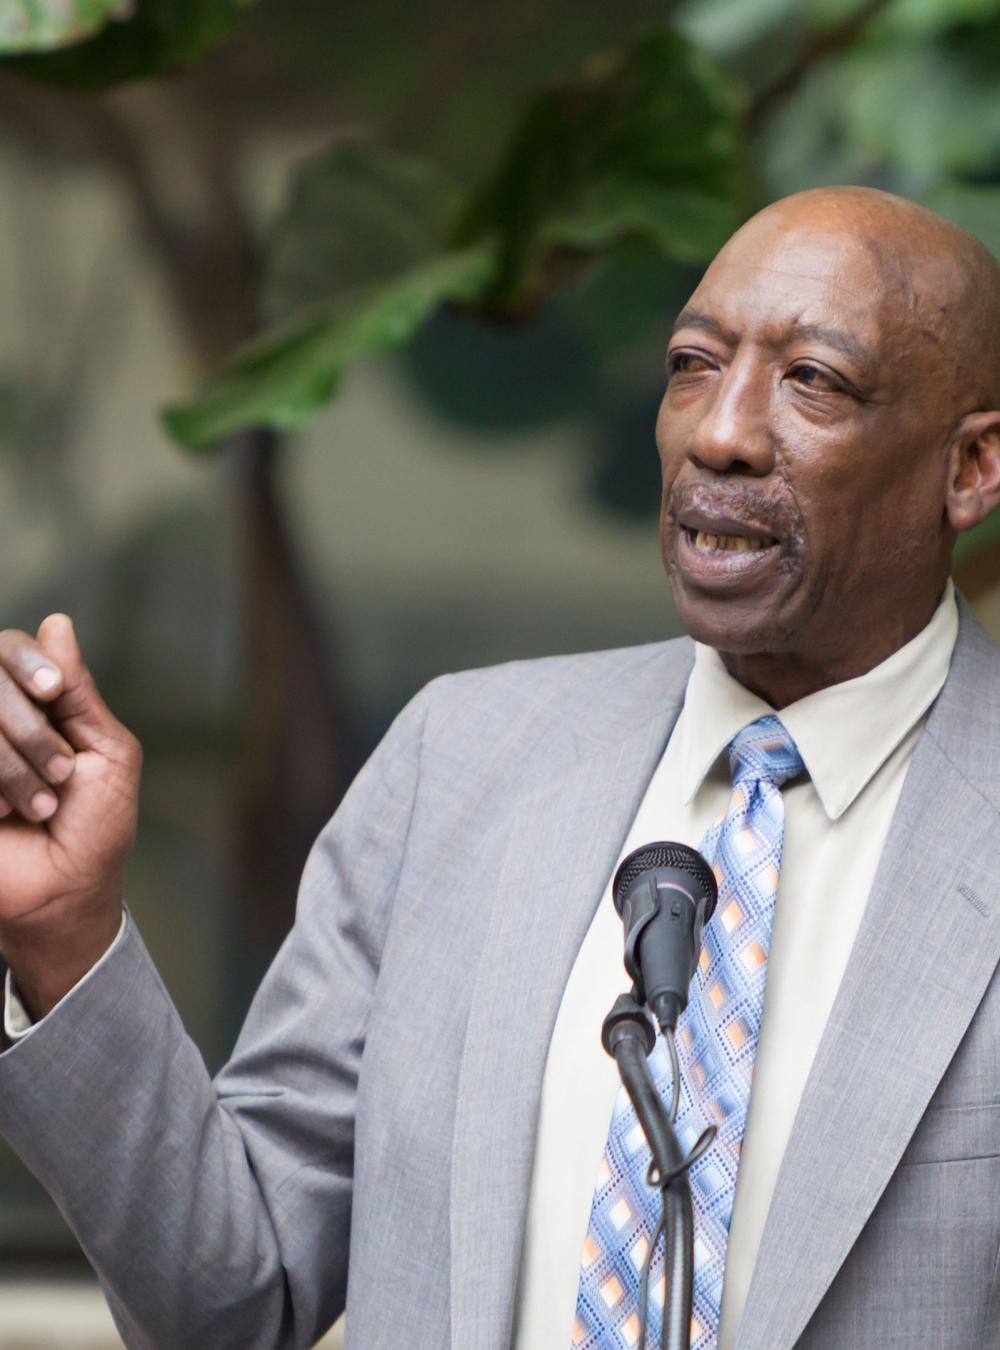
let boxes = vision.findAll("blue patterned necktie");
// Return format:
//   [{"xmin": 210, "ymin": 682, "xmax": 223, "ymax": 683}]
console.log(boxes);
[{"xmin": 573, "ymin": 715, "xmax": 804, "ymax": 1349}]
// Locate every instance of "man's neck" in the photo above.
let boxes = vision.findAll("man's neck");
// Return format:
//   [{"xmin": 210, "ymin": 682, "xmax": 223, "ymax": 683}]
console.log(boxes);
[{"xmin": 717, "ymin": 589, "xmax": 948, "ymax": 710}]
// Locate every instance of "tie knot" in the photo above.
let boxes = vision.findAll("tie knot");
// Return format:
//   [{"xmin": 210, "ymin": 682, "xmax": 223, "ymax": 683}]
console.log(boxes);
[{"xmin": 728, "ymin": 715, "xmax": 804, "ymax": 788}]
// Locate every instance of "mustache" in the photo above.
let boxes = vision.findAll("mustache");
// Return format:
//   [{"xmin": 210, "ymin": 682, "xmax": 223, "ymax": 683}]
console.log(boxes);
[{"xmin": 668, "ymin": 479, "xmax": 803, "ymax": 542}]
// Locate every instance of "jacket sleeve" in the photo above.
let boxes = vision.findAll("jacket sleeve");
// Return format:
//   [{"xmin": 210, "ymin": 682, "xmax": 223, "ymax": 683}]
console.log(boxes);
[{"xmin": 0, "ymin": 678, "xmax": 434, "ymax": 1350}]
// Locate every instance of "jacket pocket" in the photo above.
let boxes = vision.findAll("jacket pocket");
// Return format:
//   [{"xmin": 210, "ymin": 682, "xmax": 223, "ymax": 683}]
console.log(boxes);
[{"xmin": 900, "ymin": 1101, "xmax": 1000, "ymax": 1165}]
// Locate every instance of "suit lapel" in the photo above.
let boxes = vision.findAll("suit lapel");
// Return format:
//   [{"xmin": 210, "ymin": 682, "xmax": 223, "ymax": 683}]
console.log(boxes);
[
  {"xmin": 737, "ymin": 600, "xmax": 1000, "ymax": 1349},
  {"xmin": 448, "ymin": 654, "xmax": 692, "ymax": 1350}
]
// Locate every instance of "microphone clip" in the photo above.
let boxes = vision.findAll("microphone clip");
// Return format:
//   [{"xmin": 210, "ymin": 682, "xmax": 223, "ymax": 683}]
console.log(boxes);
[{"xmin": 601, "ymin": 990, "xmax": 656, "ymax": 1059}]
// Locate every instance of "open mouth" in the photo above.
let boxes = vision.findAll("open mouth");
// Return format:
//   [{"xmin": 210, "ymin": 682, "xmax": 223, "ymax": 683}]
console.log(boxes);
[
  {"xmin": 675, "ymin": 524, "xmax": 783, "ymax": 588},
  {"xmin": 685, "ymin": 528, "xmax": 777, "ymax": 554}
]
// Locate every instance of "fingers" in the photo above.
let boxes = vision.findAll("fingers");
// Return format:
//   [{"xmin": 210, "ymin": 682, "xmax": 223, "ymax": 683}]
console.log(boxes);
[
  {"xmin": 0, "ymin": 615, "xmax": 139, "ymax": 824},
  {"xmin": 0, "ymin": 625, "xmax": 81, "ymax": 821},
  {"xmin": 0, "ymin": 628, "xmax": 68, "ymax": 704},
  {"xmin": 35, "ymin": 614, "xmax": 127, "ymax": 756},
  {"xmin": 0, "ymin": 666, "xmax": 75, "ymax": 777},
  {"xmin": 0, "ymin": 729, "xmax": 60, "ymax": 822}
]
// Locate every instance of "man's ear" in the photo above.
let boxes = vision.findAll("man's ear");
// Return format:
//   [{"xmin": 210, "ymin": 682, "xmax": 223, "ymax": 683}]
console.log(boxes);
[{"xmin": 946, "ymin": 411, "xmax": 1000, "ymax": 533}]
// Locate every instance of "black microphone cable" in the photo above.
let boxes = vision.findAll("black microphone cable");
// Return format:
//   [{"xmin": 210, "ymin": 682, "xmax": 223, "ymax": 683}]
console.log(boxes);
[
  {"xmin": 602, "ymin": 990, "xmax": 715, "ymax": 1350},
  {"xmin": 633, "ymin": 1067, "xmax": 715, "ymax": 1350}
]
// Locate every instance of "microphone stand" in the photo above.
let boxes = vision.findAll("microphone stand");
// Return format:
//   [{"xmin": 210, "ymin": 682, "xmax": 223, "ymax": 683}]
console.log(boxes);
[{"xmin": 602, "ymin": 992, "xmax": 714, "ymax": 1350}]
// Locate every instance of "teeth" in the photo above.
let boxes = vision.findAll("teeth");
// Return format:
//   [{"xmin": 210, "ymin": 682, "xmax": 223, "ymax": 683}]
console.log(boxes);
[{"xmin": 694, "ymin": 530, "xmax": 772, "ymax": 552}]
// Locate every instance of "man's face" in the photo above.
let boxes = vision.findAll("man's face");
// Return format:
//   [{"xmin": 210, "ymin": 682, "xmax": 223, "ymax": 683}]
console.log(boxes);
[{"xmin": 656, "ymin": 214, "xmax": 957, "ymax": 670}]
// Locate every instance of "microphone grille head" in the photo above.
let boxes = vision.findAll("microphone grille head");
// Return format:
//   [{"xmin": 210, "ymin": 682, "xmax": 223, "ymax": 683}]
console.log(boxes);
[{"xmin": 613, "ymin": 841, "xmax": 718, "ymax": 915}]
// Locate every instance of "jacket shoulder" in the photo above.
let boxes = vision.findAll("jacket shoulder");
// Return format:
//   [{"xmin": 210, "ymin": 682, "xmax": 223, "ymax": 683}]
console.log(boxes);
[
  {"xmin": 929, "ymin": 594, "xmax": 1000, "ymax": 809},
  {"xmin": 412, "ymin": 636, "xmax": 694, "ymax": 780}
]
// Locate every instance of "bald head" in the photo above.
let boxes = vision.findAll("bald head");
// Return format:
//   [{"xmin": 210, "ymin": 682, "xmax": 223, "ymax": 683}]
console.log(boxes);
[
  {"xmin": 656, "ymin": 183, "xmax": 1000, "ymax": 707},
  {"xmin": 722, "ymin": 186, "xmax": 1000, "ymax": 409}
]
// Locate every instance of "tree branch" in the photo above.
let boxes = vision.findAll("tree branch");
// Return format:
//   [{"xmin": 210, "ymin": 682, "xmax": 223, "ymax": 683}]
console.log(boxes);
[
  {"xmin": 745, "ymin": 0, "xmax": 896, "ymax": 133},
  {"xmin": 0, "ymin": 76, "xmax": 189, "ymax": 293}
]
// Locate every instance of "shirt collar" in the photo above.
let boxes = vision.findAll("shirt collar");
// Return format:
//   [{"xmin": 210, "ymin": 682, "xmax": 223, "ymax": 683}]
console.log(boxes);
[{"xmin": 674, "ymin": 579, "xmax": 959, "ymax": 821}]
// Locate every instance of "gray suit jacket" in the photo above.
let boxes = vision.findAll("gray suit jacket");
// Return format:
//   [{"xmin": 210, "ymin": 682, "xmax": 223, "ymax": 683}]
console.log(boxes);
[{"xmin": 1, "ymin": 595, "xmax": 999, "ymax": 1349}]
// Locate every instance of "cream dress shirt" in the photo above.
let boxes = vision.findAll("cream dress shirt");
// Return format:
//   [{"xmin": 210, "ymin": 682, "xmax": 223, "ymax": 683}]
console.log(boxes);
[
  {"xmin": 512, "ymin": 581, "xmax": 958, "ymax": 1350},
  {"xmin": 5, "ymin": 585, "xmax": 959, "ymax": 1350}
]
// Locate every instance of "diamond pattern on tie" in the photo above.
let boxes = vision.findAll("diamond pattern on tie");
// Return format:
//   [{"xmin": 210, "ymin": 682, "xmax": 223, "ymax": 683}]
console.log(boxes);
[{"xmin": 573, "ymin": 715, "xmax": 804, "ymax": 1349}]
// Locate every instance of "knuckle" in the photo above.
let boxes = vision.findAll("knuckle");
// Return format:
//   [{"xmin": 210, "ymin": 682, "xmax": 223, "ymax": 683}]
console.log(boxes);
[
  {"xmin": 18, "ymin": 710, "xmax": 54, "ymax": 749},
  {"xmin": 0, "ymin": 754, "xmax": 39, "ymax": 801},
  {"xmin": 6, "ymin": 709, "xmax": 54, "ymax": 761},
  {"xmin": 29, "ymin": 736, "xmax": 63, "ymax": 773},
  {"xmin": 0, "ymin": 669, "xmax": 26, "ymax": 711},
  {"xmin": 0, "ymin": 631, "xmax": 31, "ymax": 671}
]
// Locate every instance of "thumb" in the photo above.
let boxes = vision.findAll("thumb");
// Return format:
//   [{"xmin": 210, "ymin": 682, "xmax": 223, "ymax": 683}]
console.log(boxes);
[{"xmin": 36, "ymin": 613, "xmax": 119, "ymax": 753}]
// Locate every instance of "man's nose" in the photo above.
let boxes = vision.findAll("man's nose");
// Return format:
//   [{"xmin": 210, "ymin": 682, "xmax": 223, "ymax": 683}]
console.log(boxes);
[{"xmin": 688, "ymin": 361, "xmax": 775, "ymax": 476}]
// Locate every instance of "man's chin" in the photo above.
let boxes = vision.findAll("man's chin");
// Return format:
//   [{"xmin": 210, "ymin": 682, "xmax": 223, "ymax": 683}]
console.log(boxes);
[
  {"xmin": 662, "ymin": 528, "xmax": 804, "ymax": 648},
  {"xmin": 669, "ymin": 589, "xmax": 795, "ymax": 657}
]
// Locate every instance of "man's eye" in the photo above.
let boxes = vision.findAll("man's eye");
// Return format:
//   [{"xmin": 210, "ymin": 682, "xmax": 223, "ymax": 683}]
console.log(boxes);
[
  {"xmin": 788, "ymin": 362, "xmax": 841, "ymax": 393},
  {"xmin": 667, "ymin": 351, "xmax": 712, "ymax": 377}
]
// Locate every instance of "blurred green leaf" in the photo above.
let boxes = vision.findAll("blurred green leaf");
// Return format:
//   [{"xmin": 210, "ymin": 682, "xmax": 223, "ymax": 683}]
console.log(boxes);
[
  {"xmin": 452, "ymin": 28, "xmax": 745, "ymax": 308},
  {"xmin": 399, "ymin": 247, "xmax": 698, "ymax": 440},
  {"xmin": 675, "ymin": 0, "xmax": 804, "ymax": 56},
  {"xmin": 842, "ymin": 41, "xmax": 1000, "ymax": 181},
  {"xmin": 570, "ymin": 243, "xmax": 698, "ymax": 353},
  {"xmin": 163, "ymin": 242, "xmax": 497, "ymax": 449},
  {"xmin": 0, "ymin": 0, "xmax": 253, "ymax": 87},
  {"xmin": 402, "ymin": 301, "xmax": 597, "ymax": 434},
  {"xmin": 245, "ymin": 0, "xmax": 666, "ymax": 176},
  {"xmin": 262, "ymin": 144, "xmax": 464, "ymax": 326},
  {"xmin": 0, "ymin": 0, "xmax": 132, "ymax": 52},
  {"xmin": 164, "ymin": 24, "xmax": 747, "ymax": 450},
  {"xmin": 756, "ymin": 59, "xmax": 880, "ymax": 196},
  {"xmin": 924, "ymin": 181, "xmax": 1000, "ymax": 258},
  {"xmin": 875, "ymin": 0, "xmax": 1000, "ymax": 38}
]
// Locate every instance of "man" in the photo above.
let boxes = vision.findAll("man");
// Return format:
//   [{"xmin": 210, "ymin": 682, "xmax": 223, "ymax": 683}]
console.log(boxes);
[{"xmin": 0, "ymin": 185, "xmax": 998, "ymax": 1349}]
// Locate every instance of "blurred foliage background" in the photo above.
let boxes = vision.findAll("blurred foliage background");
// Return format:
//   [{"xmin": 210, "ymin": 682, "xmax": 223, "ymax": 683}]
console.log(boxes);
[{"xmin": 2, "ymin": 0, "xmax": 1000, "ymax": 1328}]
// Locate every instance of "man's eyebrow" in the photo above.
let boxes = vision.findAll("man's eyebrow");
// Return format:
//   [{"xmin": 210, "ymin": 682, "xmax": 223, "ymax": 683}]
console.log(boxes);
[
  {"xmin": 670, "ymin": 308, "xmax": 729, "ymax": 342},
  {"xmin": 670, "ymin": 309, "xmax": 876, "ymax": 371},
  {"xmin": 789, "ymin": 322, "xmax": 875, "ymax": 371}
]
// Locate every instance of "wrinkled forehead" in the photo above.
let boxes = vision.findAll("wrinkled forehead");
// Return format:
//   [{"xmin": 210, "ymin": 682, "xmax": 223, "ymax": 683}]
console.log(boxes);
[{"xmin": 685, "ymin": 223, "xmax": 907, "ymax": 357}]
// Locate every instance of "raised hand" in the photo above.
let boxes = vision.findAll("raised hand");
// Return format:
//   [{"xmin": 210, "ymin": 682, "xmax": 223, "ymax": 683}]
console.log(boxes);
[{"xmin": 0, "ymin": 614, "xmax": 142, "ymax": 1023}]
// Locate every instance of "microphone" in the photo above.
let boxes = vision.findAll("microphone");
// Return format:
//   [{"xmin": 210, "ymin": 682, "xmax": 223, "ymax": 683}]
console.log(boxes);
[{"xmin": 613, "ymin": 841, "xmax": 718, "ymax": 1034}]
